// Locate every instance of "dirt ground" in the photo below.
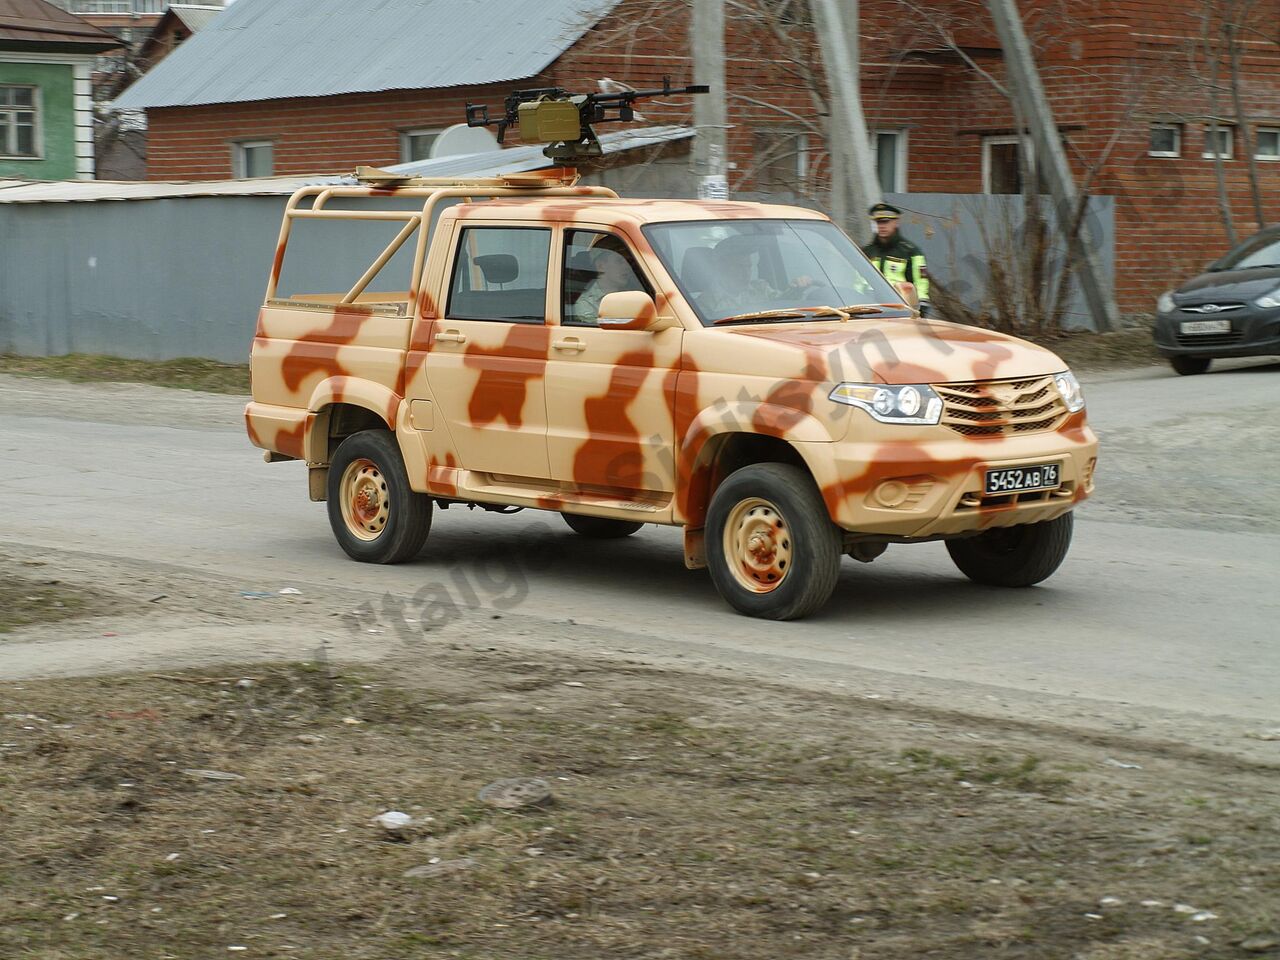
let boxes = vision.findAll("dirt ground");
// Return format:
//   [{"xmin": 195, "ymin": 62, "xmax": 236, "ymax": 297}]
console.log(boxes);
[{"xmin": 1, "ymin": 561, "xmax": 1276, "ymax": 960}]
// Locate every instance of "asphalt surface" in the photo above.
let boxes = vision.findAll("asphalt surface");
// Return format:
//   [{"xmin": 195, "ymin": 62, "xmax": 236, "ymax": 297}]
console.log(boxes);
[{"xmin": 1, "ymin": 359, "xmax": 1277, "ymax": 753}]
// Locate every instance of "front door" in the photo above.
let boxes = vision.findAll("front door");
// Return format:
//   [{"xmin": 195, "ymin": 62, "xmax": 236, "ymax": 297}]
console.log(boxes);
[
  {"xmin": 423, "ymin": 223, "xmax": 553, "ymax": 479},
  {"xmin": 544, "ymin": 227, "xmax": 682, "ymax": 495}
]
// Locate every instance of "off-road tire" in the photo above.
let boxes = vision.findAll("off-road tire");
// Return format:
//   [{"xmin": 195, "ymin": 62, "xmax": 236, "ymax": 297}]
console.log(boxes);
[
  {"xmin": 945, "ymin": 513, "xmax": 1073, "ymax": 587},
  {"xmin": 561, "ymin": 513, "xmax": 643, "ymax": 539},
  {"xmin": 706, "ymin": 463, "xmax": 842, "ymax": 621},
  {"xmin": 1171, "ymin": 356, "xmax": 1211, "ymax": 376},
  {"xmin": 327, "ymin": 430, "xmax": 432, "ymax": 564}
]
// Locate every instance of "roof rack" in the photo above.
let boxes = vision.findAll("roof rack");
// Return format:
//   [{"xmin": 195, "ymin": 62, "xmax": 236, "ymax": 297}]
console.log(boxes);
[
  {"xmin": 352, "ymin": 165, "xmax": 581, "ymax": 189},
  {"xmin": 268, "ymin": 168, "xmax": 617, "ymax": 307}
]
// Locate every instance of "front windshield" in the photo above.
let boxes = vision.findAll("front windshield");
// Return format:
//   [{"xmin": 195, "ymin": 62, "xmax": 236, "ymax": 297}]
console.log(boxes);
[
  {"xmin": 1219, "ymin": 232, "xmax": 1280, "ymax": 271},
  {"xmin": 643, "ymin": 219, "xmax": 907, "ymax": 325}
]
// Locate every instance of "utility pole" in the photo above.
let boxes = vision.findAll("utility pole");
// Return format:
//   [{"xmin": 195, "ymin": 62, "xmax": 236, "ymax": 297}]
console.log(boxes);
[
  {"xmin": 986, "ymin": 0, "xmax": 1120, "ymax": 332},
  {"xmin": 813, "ymin": 0, "xmax": 877, "ymax": 242},
  {"xmin": 692, "ymin": 0, "xmax": 728, "ymax": 200}
]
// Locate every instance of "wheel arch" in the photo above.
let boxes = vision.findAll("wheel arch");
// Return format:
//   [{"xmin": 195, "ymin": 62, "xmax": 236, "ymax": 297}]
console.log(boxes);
[
  {"xmin": 306, "ymin": 377, "xmax": 403, "ymax": 463},
  {"xmin": 679, "ymin": 429, "xmax": 823, "ymax": 530}
]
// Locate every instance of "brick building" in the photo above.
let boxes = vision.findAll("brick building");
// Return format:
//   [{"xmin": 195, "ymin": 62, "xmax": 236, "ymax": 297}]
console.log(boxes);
[{"xmin": 111, "ymin": 0, "xmax": 1280, "ymax": 313}]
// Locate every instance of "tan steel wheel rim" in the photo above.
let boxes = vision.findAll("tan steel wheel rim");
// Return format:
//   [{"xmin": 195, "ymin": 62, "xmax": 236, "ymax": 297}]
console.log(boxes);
[
  {"xmin": 340, "ymin": 458, "xmax": 389, "ymax": 541},
  {"xmin": 723, "ymin": 497, "xmax": 791, "ymax": 593}
]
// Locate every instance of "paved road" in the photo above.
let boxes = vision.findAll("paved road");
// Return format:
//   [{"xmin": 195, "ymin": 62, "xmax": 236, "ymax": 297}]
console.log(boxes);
[{"xmin": 1, "ymin": 361, "xmax": 1277, "ymax": 745}]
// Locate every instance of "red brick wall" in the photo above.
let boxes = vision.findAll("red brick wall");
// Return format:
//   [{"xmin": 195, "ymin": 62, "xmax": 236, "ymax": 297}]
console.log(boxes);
[{"xmin": 142, "ymin": 0, "xmax": 1280, "ymax": 313}]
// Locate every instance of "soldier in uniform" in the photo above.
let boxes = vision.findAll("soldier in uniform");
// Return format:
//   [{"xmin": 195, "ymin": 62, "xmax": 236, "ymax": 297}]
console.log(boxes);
[{"xmin": 862, "ymin": 202, "xmax": 931, "ymax": 316}]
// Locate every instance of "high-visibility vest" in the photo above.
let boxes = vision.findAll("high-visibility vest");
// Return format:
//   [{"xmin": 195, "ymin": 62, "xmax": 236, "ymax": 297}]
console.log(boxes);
[{"xmin": 862, "ymin": 236, "xmax": 930, "ymax": 300}]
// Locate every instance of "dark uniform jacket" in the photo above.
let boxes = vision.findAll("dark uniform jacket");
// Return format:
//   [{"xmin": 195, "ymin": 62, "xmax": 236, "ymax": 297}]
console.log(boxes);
[{"xmin": 861, "ymin": 234, "xmax": 930, "ymax": 300}]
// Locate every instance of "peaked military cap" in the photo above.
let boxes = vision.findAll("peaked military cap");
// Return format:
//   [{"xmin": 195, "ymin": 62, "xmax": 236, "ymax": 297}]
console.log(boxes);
[{"xmin": 869, "ymin": 202, "xmax": 901, "ymax": 221}]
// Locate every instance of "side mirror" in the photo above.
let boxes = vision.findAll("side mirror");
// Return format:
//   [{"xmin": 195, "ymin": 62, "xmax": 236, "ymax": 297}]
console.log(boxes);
[
  {"xmin": 596, "ymin": 291, "xmax": 679, "ymax": 331},
  {"xmin": 893, "ymin": 280, "xmax": 919, "ymax": 309}
]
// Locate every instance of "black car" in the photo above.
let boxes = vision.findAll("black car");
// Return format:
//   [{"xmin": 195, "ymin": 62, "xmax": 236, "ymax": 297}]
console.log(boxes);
[{"xmin": 1154, "ymin": 226, "xmax": 1280, "ymax": 375}]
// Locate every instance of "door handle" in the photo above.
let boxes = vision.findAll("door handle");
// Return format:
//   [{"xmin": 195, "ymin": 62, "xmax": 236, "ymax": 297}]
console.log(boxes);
[
  {"xmin": 434, "ymin": 330, "xmax": 467, "ymax": 344},
  {"xmin": 553, "ymin": 337, "xmax": 586, "ymax": 353}
]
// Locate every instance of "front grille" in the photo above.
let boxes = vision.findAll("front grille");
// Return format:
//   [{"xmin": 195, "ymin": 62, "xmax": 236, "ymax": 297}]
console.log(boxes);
[
  {"xmin": 1175, "ymin": 331, "xmax": 1244, "ymax": 348},
  {"xmin": 935, "ymin": 376, "xmax": 1068, "ymax": 438},
  {"xmin": 1179, "ymin": 302, "xmax": 1244, "ymax": 314}
]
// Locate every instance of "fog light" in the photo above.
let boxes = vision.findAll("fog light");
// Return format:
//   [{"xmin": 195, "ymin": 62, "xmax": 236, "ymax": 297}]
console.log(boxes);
[{"xmin": 875, "ymin": 480, "xmax": 910, "ymax": 508}]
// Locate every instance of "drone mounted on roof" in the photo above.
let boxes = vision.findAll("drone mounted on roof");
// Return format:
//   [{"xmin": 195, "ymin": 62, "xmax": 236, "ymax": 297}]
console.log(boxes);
[{"xmin": 464, "ymin": 76, "xmax": 709, "ymax": 162}]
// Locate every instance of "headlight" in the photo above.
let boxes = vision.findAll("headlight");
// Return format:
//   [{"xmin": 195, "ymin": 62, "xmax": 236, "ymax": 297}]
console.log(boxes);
[
  {"xmin": 1156, "ymin": 291, "xmax": 1176, "ymax": 313},
  {"xmin": 1255, "ymin": 287, "xmax": 1280, "ymax": 309},
  {"xmin": 1054, "ymin": 371, "xmax": 1085, "ymax": 413},
  {"xmin": 830, "ymin": 383, "xmax": 943, "ymax": 425}
]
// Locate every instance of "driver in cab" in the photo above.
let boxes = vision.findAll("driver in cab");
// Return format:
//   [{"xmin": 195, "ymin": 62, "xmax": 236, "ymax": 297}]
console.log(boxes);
[{"xmin": 700, "ymin": 236, "xmax": 813, "ymax": 318}]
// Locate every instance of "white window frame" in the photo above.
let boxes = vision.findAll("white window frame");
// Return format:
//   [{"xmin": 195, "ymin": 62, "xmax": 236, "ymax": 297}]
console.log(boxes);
[
  {"xmin": 1203, "ymin": 125, "xmax": 1234, "ymax": 160},
  {"xmin": 872, "ymin": 129, "xmax": 909, "ymax": 192},
  {"xmin": 1255, "ymin": 126, "xmax": 1280, "ymax": 161},
  {"xmin": 0, "ymin": 84, "xmax": 43, "ymax": 161},
  {"xmin": 400, "ymin": 127, "xmax": 443, "ymax": 164},
  {"xmin": 1148, "ymin": 123, "xmax": 1181, "ymax": 158},
  {"xmin": 981, "ymin": 134, "xmax": 1034, "ymax": 194},
  {"xmin": 232, "ymin": 139, "xmax": 274, "ymax": 179}
]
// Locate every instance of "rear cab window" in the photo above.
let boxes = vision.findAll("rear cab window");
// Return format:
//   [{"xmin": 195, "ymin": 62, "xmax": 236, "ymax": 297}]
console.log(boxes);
[{"xmin": 447, "ymin": 226, "xmax": 551, "ymax": 324}]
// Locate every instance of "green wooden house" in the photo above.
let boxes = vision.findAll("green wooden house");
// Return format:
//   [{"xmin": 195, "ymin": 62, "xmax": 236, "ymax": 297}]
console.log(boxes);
[{"xmin": 1, "ymin": 0, "xmax": 118, "ymax": 180}]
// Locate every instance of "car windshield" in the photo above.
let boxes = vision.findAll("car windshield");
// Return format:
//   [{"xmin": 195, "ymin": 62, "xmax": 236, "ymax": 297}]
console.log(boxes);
[
  {"xmin": 1216, "ymin": 232, "xmax": 1280, "ymax": 271},
  {"xmin": 642, "ymin": 219, "xmax": 907, "ymax": 325}
]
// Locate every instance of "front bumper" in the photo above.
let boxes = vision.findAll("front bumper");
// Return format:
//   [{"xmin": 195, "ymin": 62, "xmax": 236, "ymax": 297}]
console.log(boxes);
[
  {"xmin": 1154, "ymin": 307, "xmax": 1280, "ymax": 358},
  {"xmin": 799, "ymin": 413, "xmax": 1098, "ymax": 538}
]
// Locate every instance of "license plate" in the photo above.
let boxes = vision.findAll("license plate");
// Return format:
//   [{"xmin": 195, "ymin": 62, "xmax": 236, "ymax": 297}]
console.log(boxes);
[
  {"xmin": 984, "ymin": 463, "xmax": 1060, "ymax": 495},
  {"xmin": 1180, "ymin": 319, "xmax": 1231, "ymax": 335}
]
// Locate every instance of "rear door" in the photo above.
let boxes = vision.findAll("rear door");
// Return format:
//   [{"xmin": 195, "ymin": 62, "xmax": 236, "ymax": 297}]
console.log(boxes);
[
  {"xmin": 423, "ymin": 223, "xmax": 553, "ymax": 479},
  {"xmin": 544, "ymin": 226, "xmax": 683, "ymax": 495}
]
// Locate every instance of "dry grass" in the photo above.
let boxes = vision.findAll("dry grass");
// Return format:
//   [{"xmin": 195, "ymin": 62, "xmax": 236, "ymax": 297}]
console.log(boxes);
[
  {"xmin": 0, "ymin": 325, "xmax": 1161, "ymax": 403},
  {"xmin": 0, "ymin": 577, "xmax": 99, "ymax": 634},
  {"xmin": 1027, "ymin": 324, "xmax": 1164, "ymax": 373},
  {"xmin": 0, "ymin": 354, "xmax": 250, "ymax": 395},
  {"xmin": 1, "ymin": 656, "xmax": 1276, "ymax": 960}
]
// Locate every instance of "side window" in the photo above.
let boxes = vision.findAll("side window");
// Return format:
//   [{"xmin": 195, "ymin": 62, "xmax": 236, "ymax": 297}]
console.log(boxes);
[
  {"xmin": 447, "ymin": 227, "xmax": 551, "ymax": 323},
  {"xmin": 561, "ymin": 230, "xmax": 650, "ymax": 327}
]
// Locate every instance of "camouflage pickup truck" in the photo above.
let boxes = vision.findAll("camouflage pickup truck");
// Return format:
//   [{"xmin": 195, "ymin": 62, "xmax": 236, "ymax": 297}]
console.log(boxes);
[{"xmin": 247, "ymin": 168, "xmax": 1097, "ymax": 620}]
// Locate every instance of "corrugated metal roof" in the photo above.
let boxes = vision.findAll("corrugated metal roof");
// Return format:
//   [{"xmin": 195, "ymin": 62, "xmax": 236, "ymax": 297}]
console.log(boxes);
[
  {"xmin": 112, "ymin": 0, "xmax": 620, "ymax": 111},
  {"xmin": 0, "ymin": 125, "xmax": 693, "ymax": 202},
  {"xmin": 168, "ymin": 4, "xmax": 223, "ymax": 33},
  {"xmin": 0, "ymin": 0, "xmax": 120, "ymax": 48},
  {"xmin": 384, "ymin": 125, "xmax": 694, "ymax": 179}
]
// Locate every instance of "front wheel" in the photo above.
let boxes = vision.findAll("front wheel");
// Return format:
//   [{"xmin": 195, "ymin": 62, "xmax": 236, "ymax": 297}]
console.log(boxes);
[
  {"xmin": 327, "ymin": 430, "xmax": 432, "ymax": 564},
  {"xmin": 945, "ymin": 513, "xmax": 1073, "ymax": 587},
  {"xmin": 1171, "ymin": 356, "xmax": 1211, "ymax": 376},
  {"xmin": 706, "ymin": 463, "xmax": 842, "ymax": 620}
]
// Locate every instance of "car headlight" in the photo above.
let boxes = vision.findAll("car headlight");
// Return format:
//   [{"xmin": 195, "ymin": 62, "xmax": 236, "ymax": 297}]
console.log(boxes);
[
  {"xmin": 830, "ymin": 383, "xmax": 943, "ymax": 425},
  {"xmin": 1054, "ymin": 371, "xmax": 1085, "ymax": 413},
  {"xmin": 1157, "ymin": 291, "xmax": 1176, "ymax": 313},
  {"xmin": 1255, "ymin": 287, "xmax": 1280, "ymax": 309}
]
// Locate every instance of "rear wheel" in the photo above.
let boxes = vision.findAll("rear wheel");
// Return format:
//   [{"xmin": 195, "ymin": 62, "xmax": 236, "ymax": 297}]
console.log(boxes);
[
  {"xmin": 706, "ymin": 463, "xmax": 841, "ymax": 620},
  {"xmin": 327, "ymin": 430, "xmax": 431, "ymax": 564},
  {"xmin": 1171, "ymin": 356, "xmax": 1211, "ymax": 376},
  {"xmin": 945, "ymin": 513, "xmax": 1073, "ymax": 587},
  {"xmin": 561, "ymin": 513, "xmax": 643, "ymax": 539}
]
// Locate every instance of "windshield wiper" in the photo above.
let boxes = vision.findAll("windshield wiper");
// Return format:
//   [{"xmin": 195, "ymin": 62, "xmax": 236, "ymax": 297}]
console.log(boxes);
[
  {"xmin": 713, "ymin": 307, "xmax": 848, "ymax": 326},
  {"xmin": 836, "ymin": 304, "xmax": 901, "ymax": 316}
]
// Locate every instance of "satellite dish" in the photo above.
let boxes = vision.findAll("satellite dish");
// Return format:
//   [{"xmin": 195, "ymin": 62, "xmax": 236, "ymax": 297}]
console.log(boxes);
[{"xmin": 430, "ymin": 123, "xmax": 500, "ymax": 158}]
